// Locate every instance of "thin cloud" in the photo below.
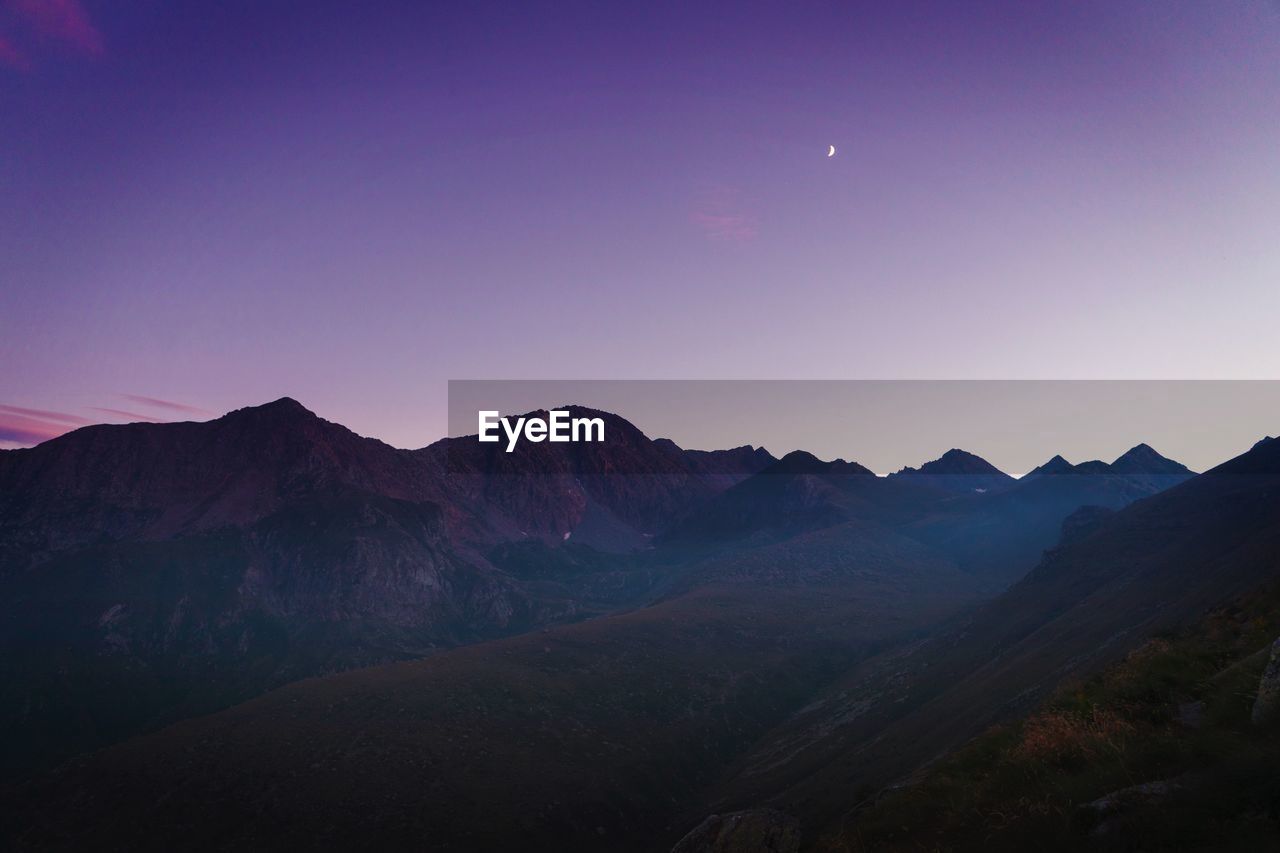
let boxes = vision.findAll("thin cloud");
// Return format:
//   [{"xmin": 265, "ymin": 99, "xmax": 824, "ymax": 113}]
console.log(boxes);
[
  {"xmin": 7, "ymin": 0, "xmax": 103, "ymax": 57},
  {"xmin": 689, "ymin": 187, "xmax": 758, "ymax": 242},
  {"xmin": 0, "ymin": 412, "xmax": 72, "ymax": 445},
  {"xmin": 0, "ymin": 404, "xmax": 90, "ymax": 425},
  {"xmin": 90, "ymin": 408, "xmax": 168, "ymax": 424},
  {"xmin": 121, "ymin": 395, "xmax": 213, "ymax": 416},
  {"xmin": 690, "ymin": 212, "xmax": 759, "ymax": 241},
  {"xmin": 0, "ymin": 32, "xmax": 28, "ymax": 69}
]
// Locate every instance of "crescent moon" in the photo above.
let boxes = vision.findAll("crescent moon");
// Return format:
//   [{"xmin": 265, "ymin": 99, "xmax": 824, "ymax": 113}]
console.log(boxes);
[{"xmin": 827, "ymin": 144, "xmax": 836, "ymax": 157}]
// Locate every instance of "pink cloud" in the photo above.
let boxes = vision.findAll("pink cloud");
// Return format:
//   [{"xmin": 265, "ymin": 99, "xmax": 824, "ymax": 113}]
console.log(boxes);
[
  {"xmin": 4, "ymin": 0, "xmax": 103, "ymax": 62},
  {"xmin": 689, "ymin": 187, "xmax": 758, "ymax": 242},
  {"xmin": 0, "ymin": 412, "xmax": 72, "ymax": 446},
  {"xmin": 120, "ymin": 394, "xmax": 213, "ymax": 416},
  {"xmin": 0, "ymin": 404, "xmax": 90, "ymax": 425},
  {"xmin": 690, "ymin": 211, "xmax": 758, "ymax": 241},
  {"xmin": 0, "ymin": 32, "xmax": 28, "ymax": 69},
  {"xmin": 90, "ymin": 407, "xmax": 168, "ymax": 424}
]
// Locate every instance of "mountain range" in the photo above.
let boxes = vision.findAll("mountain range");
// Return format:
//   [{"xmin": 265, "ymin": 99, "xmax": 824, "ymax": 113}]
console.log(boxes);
[{"xmin": 4, "ymin": 397, "xmax": 1270, "ymax": 853}]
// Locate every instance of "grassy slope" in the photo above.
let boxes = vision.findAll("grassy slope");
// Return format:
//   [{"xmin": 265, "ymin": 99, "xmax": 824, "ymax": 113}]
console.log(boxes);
[{"xmin": 823, "ymin": 584, "xmax": 1280, "ymax": 852}]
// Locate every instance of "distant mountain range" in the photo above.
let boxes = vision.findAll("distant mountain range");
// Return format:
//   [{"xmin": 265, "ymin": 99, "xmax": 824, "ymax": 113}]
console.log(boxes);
[
  {"xmin": 1025, "ymin": 441, "xmax": 1193, "ymax": 487},
  {"xmin": 3, "ymin": 397, "xmax": 1265, "ymax": 853}
]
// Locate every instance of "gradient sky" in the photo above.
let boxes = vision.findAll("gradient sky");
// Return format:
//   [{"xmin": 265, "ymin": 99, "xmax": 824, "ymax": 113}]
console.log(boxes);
[{"xmin": 3, "ymin": 1, "xmax": 1279, "ymax": 450}]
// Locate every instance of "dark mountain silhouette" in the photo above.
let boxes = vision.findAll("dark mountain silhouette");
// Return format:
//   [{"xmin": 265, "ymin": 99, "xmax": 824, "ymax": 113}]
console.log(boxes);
[
  {"xmin": 1024, "ymin": 443, "xmax": 1192, "ymax": 483},
  {"xmin": 662, "ymin": 450, "xmax": 948, "ymax": 547},
  {"xmin": 888, "ymin": 448, "xmax": 1015, "ymax": 494},
  {"xmin": 0, "ymin": 400, "xmax": 768, "ymax": 780},
  {"xmin": 652, "ymin": 438, "xmax": 777, "ymax": 478},
  {"xmin": 1025, "ymin": 453, "xmax": 1075, "ymax": 477},
  {"xmin": 0, "ymin": 398, "xmax": 1226, "ymax": 853},
  {"xmin": 0, "ymin": 398, "xmax": 430, "ymax": 561},
  {"xmin": 1109, "ymin": 442, "xmax": 1191, "ymax": 475}
]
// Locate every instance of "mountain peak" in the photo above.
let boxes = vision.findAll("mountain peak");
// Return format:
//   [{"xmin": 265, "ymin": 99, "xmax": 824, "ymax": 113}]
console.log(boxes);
[
  {"xmin": 918, "ymin": 448, "xmax": 1008, "ymax": 477},
  {"xmin": 1215, "ymin": 431, "xmax": 1280, "ymax": 476},
  {"xmin": 772, "ymin": 450, "xmax": 826, "ymax": 473},
  {"xmin": 1026, "ymin": 454, "xmax": 1074, "ymax": 478},
  {"xmin": 255, "ymin": 397, "xmax": 313, "ymax": 415},
  {"xmin": 1110, "ymin": 443, "xmax": 1192, "ymax": 476},
  {"xmin": 767, "ymin": 450, "xmax": 873, "ymax": 477},
  {"xmin": 223, "ymin": 397, "xmax": 321, "ymax": 425},
  {"xmin": 888, "ymin": 448, "xmax": 1013, "ymax": 493}
]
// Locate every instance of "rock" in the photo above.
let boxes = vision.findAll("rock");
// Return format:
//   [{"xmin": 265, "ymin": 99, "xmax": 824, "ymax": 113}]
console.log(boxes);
[
  {"xmin": 1176, "ymin": 700, "xmax": 1203, "ymax": 729},
  {"xmin": 670, "ymin": 809, "xmax": 802, "ymax": 853},
  {"xmin": 1086, "ymin": 777, "xmax": 1183, "ymax": 816},
  {"xmin": 1084, "ymin": 774, "xmax": 1195, "ymax": 838},
  {"xmin": 1251, "ymin": 636, "xmax": 1280, "ymax": 725}
]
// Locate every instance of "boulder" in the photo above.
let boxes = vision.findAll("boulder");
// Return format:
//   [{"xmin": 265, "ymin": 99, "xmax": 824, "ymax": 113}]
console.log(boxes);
[
  {"xmin": 670, "ymin": 809, "xmax": 802, "ymax": 853},
  {"xmin": 1251, "ymin": 636, "xmax": 1280, "ymax": 725}
]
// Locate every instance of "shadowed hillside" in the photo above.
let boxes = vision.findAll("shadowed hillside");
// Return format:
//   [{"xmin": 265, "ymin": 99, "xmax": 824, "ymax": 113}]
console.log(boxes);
[
  {"xmin": 824, "ymin": 583, "xmax": 1280, "ymax": 851},
  {"xmin": 4, "ymin": 521, "xmax": 981, "ymax": 852},
  {"xmin": 688, "ymin": 435, "xmax": 1279, "ymax": 846}
]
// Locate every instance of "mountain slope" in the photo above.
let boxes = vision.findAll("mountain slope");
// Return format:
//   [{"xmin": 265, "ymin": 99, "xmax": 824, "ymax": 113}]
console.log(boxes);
[
  {"xmin": 822, "ymin": 583, "xmax": 1280, "ymax": 851},
  {"xmin": 700, "ymin": 435, "xmax": 1280, "ymax": 840},
  {"xmin": 0, "ymin": 400, "xmax": 764, "ymax": 780},
  {"xmin": 3, "ymin": 518, "xmax": 983, "ymax": 852}
]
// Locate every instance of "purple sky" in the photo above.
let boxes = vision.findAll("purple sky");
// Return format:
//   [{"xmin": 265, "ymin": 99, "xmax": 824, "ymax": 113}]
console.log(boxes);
[{"xmin": 3, "ymin": 1, "xmax": 1279, "ymax": 450}]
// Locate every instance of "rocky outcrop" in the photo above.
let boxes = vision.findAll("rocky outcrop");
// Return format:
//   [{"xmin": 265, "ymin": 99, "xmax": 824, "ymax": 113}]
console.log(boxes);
[
  {"xmin": 1086, "ymin": 777, "xmax": 1185, "ymax": 815},
  {"xmin": 1251, "ymin": 636, "xmax": 1280, "ymax": 724},
  {"xmin": 670, "ymin": 809, "xmax": 801, "ymax": 853},
  {"xmin": 1084, "ymin": 775, "xmax": 1191, "ymax": 838}
]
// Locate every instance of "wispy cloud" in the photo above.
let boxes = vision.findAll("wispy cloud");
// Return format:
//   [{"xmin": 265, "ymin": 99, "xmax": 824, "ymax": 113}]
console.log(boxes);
[
  {"xmin": 90, "ymin": 407, "xmax": 168, "ymax": 424},
  {"xmin": 689, "ymin": 187, "xmax": 758, "ymax": 242},
  {"xmin": 0, "ymin": 32, "xmax": 27, "ymax": 69},
  {"xmin": 0, "ymin": 404, "xmax": 90, "ymax": 425},
  {"xmin": 121, "ymin": 395, "xmax": 213, "ymax": 416},
  {"xmin": 0, "ymin": 412, "xmax": 72, "ymax": 445},
  {"xmin": 8, "ymin": 0, "xmax": 103, "ymax": 56},
  {"xmin": 0, "ymin": 397, "xmax": 207, "ymax": 447},
  {"xmin": 690, "ymin": 211, "xmax": 758, "ymax": 241},
  {"xmin": 0, "ymin": 404, "xmax": 95, "ymax": 447},
  {"xmin": 1, "ymin": 0, "xmax": 103, "ymax": 72}
]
